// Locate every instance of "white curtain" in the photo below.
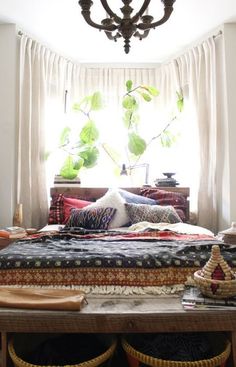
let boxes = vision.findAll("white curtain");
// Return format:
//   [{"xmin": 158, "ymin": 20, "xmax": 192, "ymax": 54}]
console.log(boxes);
[
  {"xmin": 18, "ymin": 34, "xmax": 223, "ymax": 232},
  {"xmin": 175, "ymin": 34, "xmax": 224, "ymax": 232},
  {"xmin": 18, "ymin": 35, "xmax": 80, "ymax": 228}
]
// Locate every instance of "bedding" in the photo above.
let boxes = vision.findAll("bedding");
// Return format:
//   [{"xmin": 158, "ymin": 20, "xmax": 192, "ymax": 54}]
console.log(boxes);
[
  {"xmin": 0, "ymin": 223, "xmax": 231, "ymax": 295},
  {"xmin": 0, "ymin": 187, "xmax": 213, "ymax": 295}
]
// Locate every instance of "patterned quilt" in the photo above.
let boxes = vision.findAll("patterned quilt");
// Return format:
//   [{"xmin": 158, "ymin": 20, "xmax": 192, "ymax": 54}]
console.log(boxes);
[{"xmin": 0, "ymin": 228, "xmax": 234, "ymax": 291}]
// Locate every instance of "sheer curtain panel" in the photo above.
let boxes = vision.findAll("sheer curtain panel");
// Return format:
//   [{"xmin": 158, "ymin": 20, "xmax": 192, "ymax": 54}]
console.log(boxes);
[
  {"xmin": 176, "ymin": 35, "xmax": 224, "ymax": 232},
  {"xmin": 17, "ymin": 35, "xmax": 79, "ymax": 228}
]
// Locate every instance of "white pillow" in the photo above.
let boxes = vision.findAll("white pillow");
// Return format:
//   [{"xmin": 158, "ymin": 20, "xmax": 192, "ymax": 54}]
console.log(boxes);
[{"xmin": 87, "ymin": 189, "xmax": 130, "ymax": 229}]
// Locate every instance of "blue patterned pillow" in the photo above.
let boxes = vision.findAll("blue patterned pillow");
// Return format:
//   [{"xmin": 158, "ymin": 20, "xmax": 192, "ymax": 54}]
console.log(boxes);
[
  {"xmin": 65, "ymin": 207, "xmax": 117, "ymax": 230},
  {"xmin": 117, "ymin": 189, "xmax": 157, "ymax": 205}
]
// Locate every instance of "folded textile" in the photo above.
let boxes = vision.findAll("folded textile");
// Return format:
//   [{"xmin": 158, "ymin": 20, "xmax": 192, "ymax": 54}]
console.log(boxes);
[{"xmin": 0, "ymin": 287, "xmax": 86, "ymax": 311}]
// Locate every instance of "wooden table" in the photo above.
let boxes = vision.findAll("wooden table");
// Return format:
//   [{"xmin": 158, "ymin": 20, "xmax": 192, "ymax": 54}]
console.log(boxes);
[{"xmin": 0, "ymin": 295, "xmax": 235, "ymax": 367}]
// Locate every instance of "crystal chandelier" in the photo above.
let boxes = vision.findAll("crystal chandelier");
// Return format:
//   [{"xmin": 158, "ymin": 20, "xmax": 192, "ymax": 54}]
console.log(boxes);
[{"xmin": 78, "ymin": 0, "xmax": 176, "ymax": 54}]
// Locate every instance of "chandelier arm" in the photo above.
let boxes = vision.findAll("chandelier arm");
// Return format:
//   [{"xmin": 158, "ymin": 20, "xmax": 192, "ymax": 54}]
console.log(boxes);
[
  {"xmin": 137, "ymin": 4, "xmax": 174, "ymax": 30},
  {"xmin": 131, "ymin": 0, "xmax": 152, "ymax": 23},
  {"xmin": 100, "ymin": 0, "xmax": 122, "ymax": 23},
  {"xmin": 134, "ymin": 30, "xmax": 150, "ymax": 40},
  {"xmin": 104, "ymin": 31, "xmax": 122, "ymax": 41},
  {"xmin": 80, "ymin": 12, "xmax": 117, "ymax": 31}
]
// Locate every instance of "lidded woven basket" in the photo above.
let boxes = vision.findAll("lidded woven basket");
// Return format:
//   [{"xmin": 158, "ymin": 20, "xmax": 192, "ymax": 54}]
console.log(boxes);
[{"xmin": 194, "ymin": 244, "xmax": 236, "ymax": 298}]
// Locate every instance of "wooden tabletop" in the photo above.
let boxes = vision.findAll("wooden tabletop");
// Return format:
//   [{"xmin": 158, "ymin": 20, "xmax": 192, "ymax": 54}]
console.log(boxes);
[{"xmin": 0, "ymin": 295, "xmax": 236, "ymax": 333}]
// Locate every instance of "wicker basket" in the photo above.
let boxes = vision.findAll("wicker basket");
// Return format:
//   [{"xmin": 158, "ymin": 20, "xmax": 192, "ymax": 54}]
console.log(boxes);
[
  {"xmin": 122, "ymin": 334, "xmax": 231, "ymax": 367},
  {"xmin": 8, "ymin": 334, "xmax": 117, "ymax": 367},
  {"xmin": 194, "ymin": 245, "xmax": 236, "ymax": 299}
]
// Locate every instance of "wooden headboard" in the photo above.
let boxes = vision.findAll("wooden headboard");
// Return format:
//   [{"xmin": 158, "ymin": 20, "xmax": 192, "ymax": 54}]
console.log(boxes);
[{"xmin": 50, "ymin": 186, "xmax": 190, "ymax": 222}]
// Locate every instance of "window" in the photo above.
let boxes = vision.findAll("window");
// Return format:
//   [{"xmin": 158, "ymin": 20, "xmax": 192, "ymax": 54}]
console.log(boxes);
[{"xmin": 45, "ymin": 81, "xmax": 199, "ymax": 214}]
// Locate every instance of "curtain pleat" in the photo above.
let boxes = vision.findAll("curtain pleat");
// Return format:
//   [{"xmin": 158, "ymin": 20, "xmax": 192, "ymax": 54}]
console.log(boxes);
[
  {"xmin": 175, "ymin": 36, "xmax": 222, "ymax": 232},
  {"xmin": 18, "ymin": 36, "xmax": 80, "ymax": 228}
]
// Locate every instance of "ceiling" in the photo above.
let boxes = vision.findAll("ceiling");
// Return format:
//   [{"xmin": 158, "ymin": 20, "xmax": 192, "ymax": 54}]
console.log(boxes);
[{"xmin": 1, "ymin": 0, "xmax": 236, "ymax": 64}]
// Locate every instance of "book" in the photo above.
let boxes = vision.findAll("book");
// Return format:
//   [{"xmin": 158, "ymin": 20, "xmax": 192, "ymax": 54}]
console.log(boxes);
[
  {"xmin": 0, "ymin": 226, "xmax": 27, "ymax": 239},
  {"xmin": 182, "ymin": 286, "xmax": 236, "ymax": 310}
]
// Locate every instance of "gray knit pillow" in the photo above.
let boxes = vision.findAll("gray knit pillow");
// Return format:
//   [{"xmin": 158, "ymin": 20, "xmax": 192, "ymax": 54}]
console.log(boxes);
[{"xmin": 125, "ymin": 203, "xmax": 182, "ymax": 224}]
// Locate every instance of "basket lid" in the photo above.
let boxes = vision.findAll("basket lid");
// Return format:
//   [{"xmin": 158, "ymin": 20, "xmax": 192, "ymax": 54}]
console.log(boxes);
[
  {"xmin": 200, "ymin": 245, "xmax": 235, "ymax": 281},
  {"xmin": 219, "ymin": 222, "xmax": 236, "ymax": 235}
]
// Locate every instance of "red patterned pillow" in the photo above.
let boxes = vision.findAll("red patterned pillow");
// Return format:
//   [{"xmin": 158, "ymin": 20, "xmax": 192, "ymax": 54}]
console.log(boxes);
[
  {"xmin": 63, "ymin": 196, "xmax": 91, "ymax": 223},
  {"xmin": 140, "ymin": 188, "xmax": 188, "ymax": 222},
  {"xmin": 48, "ymin": 194, "xmax": 65, "ymax": 224},
  {"xmin": 48, "ymin": 194, "xmax": 92, "ymax": 224}
]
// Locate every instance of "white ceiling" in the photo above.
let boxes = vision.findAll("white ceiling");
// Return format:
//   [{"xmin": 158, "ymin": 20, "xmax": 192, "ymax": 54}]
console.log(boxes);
[{"xmin": 1, "ymin": 0, "xmax": 236, "ymax": 64}]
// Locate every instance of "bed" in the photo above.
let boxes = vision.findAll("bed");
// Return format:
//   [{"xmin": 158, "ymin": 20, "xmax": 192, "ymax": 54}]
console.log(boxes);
[
  {"xmin": 1, "ymin": 186, "xmax": 236, "ymax": 367},
  {"xmin": 0, "ymin": 186, "xmax": 233, "ymax": 295}
]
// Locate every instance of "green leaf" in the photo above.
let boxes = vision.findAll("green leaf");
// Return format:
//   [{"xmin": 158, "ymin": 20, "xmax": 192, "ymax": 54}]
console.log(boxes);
[
  {"xmin": 123, "ymin": 110, "xmax": 140, "ymax": 128},
  {"xmin": 126, "ymin": 80, "xmax": 133, "ymax": 92},
  {"xmin": 102, "ymin": 143, "xmax": 121, "ymax": 166},
  {"xmin": 123, "ymin": 110, "xmax": 133, "ymax": 128},
  {"xmin": 60, "ymin": 155, "xmax": 79, "ymax": 180},
  {"xmin": 141, "ymin": 85, "xmax": 159, "ymax": 97},
  {"xmin": 128, "ymin": 132, "xmax": 146, "ymax": 156},
  {"xmin": 73, "ymin": 156, "xmax": 84, "ymax": 170},
  {"xmin": 122, "ymin": 95, "xmax": 137, "ymax": 110},
  {"xmin": 176, "ymin": 91, "xmax": 184, "ymax": 112},
  {"xmin": 90, "ymin": 92, "xmax": 103, "ymax": 111},
  {"xmin": 140, "ymin": 92, "xmax": 152, "ymax": 102},
  {"xmin": 80, "ymin": 146, "xmax": 99, "ymax": 168},
  {"xmin": 73, "ymin": 102, "xmax": 82, "ymax": 112},
  {"xmin": 146, "ymin": 86, "xmax": 159, "ymax": 96},
  {"xmin": 59, "ymin": 127, "xmax": 71, "ymax": 146},
  {"xmin": 80, "ymin": 120, "xmax": 99, "ymax": 144},
  {"xmin": 160, "ymin": 130, "xmax": 177, "ymax": 148}
]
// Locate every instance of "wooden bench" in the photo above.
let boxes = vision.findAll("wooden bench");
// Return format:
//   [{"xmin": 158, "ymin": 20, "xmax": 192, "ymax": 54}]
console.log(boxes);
[{"xmin": 0, "ymin": 295, "xmax": 235, "ymax": 366}]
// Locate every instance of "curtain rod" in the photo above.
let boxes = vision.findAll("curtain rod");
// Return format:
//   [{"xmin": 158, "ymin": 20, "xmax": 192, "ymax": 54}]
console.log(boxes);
[{"xmin": 213, "ymin": 30, "xmax": 223, "ymax": 39}]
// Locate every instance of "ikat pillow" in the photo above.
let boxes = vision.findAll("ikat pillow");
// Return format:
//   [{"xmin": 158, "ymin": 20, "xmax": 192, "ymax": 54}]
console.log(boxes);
[
  {"xmin": 125, "ymin": 203, "xmax": 182, "ymax": 224},
  {"xmin": 88, "ymin": 189, "xmax": 130, "ymax": 228},
  {"xmin": 65, "ymin": 207, "xmax": 117, "ymax": 230}
]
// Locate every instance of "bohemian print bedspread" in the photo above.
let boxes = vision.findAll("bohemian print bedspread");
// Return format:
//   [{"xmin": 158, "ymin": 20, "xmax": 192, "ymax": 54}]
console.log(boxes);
[{"xmin": 0, "ymin": 228, "xmax": 233, "ymax": 289}]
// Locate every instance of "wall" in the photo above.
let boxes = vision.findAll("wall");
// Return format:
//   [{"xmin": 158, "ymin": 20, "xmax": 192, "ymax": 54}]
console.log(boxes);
[{"xmin": 0, "ymin": 24, "xmax": 17, "ymax": 227}]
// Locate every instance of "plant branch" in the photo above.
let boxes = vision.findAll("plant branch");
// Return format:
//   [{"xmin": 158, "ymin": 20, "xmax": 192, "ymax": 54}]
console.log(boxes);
[
  {"xmin": 147, "ymin": 115, "xmax": 177, "ymax": 147},
  {"xmin": 101, "ymin": 143, "xmax": 120, "ymax": 168}
]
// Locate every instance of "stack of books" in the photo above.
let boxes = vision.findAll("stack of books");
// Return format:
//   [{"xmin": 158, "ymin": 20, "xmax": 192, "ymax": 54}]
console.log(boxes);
[
  {"xmin": 182, "ymin": 286, "xmax": 236, "ymax": 310},
  {"xmin": 54, "ymin": 175, "xmax": 81, "ymax": 187},
  {"xmin": 0, "ymin": 226, "xmax": 27, "ymax": 239}
]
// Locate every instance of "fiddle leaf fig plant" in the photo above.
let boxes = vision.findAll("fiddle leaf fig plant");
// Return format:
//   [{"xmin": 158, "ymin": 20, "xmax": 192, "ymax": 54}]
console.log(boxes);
[
  {"xmin": 122, "ymin": 80, "xmax": 159, "ymax": 157},
  {"xmin": 56, "ymin": 80, "xmax": 184, "ymax": 180},
  {"xmin": 121, "ymin": 80, "xmax": 184, "ymax": 163},
  {"xmin": 58, "ymin": 91, "xmax": 103, "ymax": 179}
]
